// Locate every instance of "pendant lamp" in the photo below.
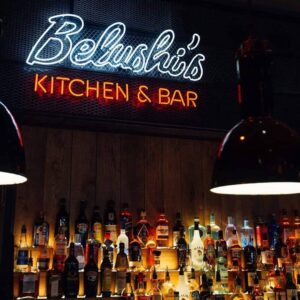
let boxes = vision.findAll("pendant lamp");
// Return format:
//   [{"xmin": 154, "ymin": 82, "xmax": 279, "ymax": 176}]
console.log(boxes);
[
  {"xmin": 210, "ymin": 38, "xmax": 300, "ymax": 195},
  {"xmin": 0, "ymin": 101, "xmax": 27, "ymax": 185}
]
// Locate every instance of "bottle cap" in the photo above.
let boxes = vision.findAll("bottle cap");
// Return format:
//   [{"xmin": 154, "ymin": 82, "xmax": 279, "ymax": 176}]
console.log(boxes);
[
  {"xmin": 228, "ymin": 216, "xmax": 234, "ymax": 224},
  {"xmin": 243, "ymin": 219, "xmax": 250, "ymax": 227}
]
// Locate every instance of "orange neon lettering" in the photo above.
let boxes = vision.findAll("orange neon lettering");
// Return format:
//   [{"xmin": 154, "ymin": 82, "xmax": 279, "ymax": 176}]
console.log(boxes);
[
  {"xmin": 137, "ymin": 85, "xmax": 151, "ymax": 103},
  {"xmin": 158, "ymin": 88, "xmax": 170, "ymax": 105},
  {"xmin": 56, "ymin": 76, "xmax": 70, "ymax": 95},
  {"xmin": 50, "ymin": 76, "xmax": 54, "ymax": 94},
  {"xmin": 34, "ymin": 74, "xmax": 47, "ymax": 93},
  {"xmin": 103, "ymin": 82, "xmax": 114, "ymax": 100},
  {"xmin": 86, "ymin": 80, "xmax": 100, "ymax": 98},
  {"xmin": 116, "ymin": 83, "xmax": 129, "ymax": 101},
  {"xmin": 69, "ymin": 78, "xmax": 85, "ymax": 97},
  {"xmin": 170, "ymin": 90, "xmax": 185, "ymax": 106},
  {"xmin": 187, "ymin": 91, "xmax": 198, "ymax": 107}
]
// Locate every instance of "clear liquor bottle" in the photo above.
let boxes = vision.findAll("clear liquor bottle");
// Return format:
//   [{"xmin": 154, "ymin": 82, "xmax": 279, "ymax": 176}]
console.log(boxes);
[
  {"xmin": 190, "ymin": 218, "xmax": 204, "ymax": 271},
  {"xmin": 115, "ymin": 243, "xmax": 129, "ymax": 295},
  {"xmin": 74, "ymin": 233, "xmax": 85, "ymax": 270},
  {"xmin": 241, "ymin": 219, "xmax": 254, "ymax": 248},
  {"xmin": 210, "ymin": 213, "xmax": 221, "ymax": 240},
  {"xmin": 117, "ymin": 227, "xmax": 129, "ymax": 255},
  {"xmin": 225, "ymin": 216, "xmax": 237, "ymax": 247}
]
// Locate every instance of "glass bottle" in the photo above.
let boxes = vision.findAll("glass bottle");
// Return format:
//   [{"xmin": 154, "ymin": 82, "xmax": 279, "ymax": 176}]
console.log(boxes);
[
  {"xmin": 251, "ymin": 273, "xmax": 264, "ymax": 300},
  {"xmin": 101, "ymin": 248, "xmax": 113, "ymax": 297},
  {"xmin": 190, "ymin": 218, "xmax": 204, "ymax": 271},
  {"xmin": 84, "ymin": 244, "xmax": 98, "ymax": 297},
  {"xmin": 120, "ymin": 202, "xmax": 133, "ymax": 241},
  {"xmin": 213, "ymin": 269, "xmax": 226, "ymax": 299},
  {"xmin": 156, "ymin": 212, "xmax": 169, "ymax": 247},
  {"xmin": 75, "ymin": 199, "xmax": 89, "ymax": 248},
  {"xmin": 210, "ymin": 213, "xmax": 221, "ymax": 240},
  {"xmin": 293, "ymin": 209, "xmax": 300, "ymax": 239},
  {"xmin": 47, "ymin": 269, "xmax": 63, "ymax": 299},
  {"xmin": 255, "ymin": 217, "xmax": 269, "ymax": 250},
  {"xmin": 115, "ymin": 243, "xmax": 129, "ymax": 295},
  {"xmin": 188, "ymin": 217, "xmax": 206, "ymax": 246},
  {"xmin": 274, "ymin": 231, "xmax": 288, "ymax": 267},
  {"xmin": 37, "ymin": 243, "xmax": 50, "ymax": 271},
  {"xmin": 74, "ymin": 233, "xmax": 85, "ymax": 270},
  {"xmin": 122, "ymin": 272, "xmax": 134, "ymax": 298},
  {"xmin": 63, "ymin": 242, "xmax": 79, "ymax": 298},
  {"xmin": 177, "ymin": 227, "xmax": 188, "ymax": 269},
  {"xmin": 103, "ymin": 231, "xmax": 115, "ymax": 265},
  {"xmin": 269, "ymin": 213, "xmax": 280, "ymax": 250},
  {"xmin": 16, "ymin": 224, "xmax": 29, "ymax": 272},
  {"xmin": 117, "ymin": 227, "xmax": 129, "ymax": 255},
  {"xmin": 146, "ymin": 227, "xmax": 157, "ymax": 270},
  {"xmin": 230, "ymin": 275, "xmax": 247, "ymax": 300},
  {"xmin": 33, "ymin": 211, "xmax": 49, "ymax": 247},
  {"xmin": 286, "ymin": 272, "xmax": 298, "ymax": 300},
  {"xmin": 55, "ymin": 198, "xmax": 70, "ymax": 243},
  {"xmin": 92, "ymin": 205, "xmax": 103, "ymax": 244},
  {"xmin": 280, "ymin": 209, "xmax": 293, "ymax": 244},
  {"xmin": 188, "ymin": 268, "xmax": 199, "ymax": 293},
  {"xmin": 199, "ymin": 273, "xmax": 212, "ymax": 300},
  {"xmin": 136, "ymin": 209, "xmax": 151, "ymax": 247},
  {"xmin": 172, "ymin": 212, "xmax": 185, "ymax": 247},
  {"xmin": 104, "ymin": 199, "xmax": 118, "ymax": 244},
  {"xmin": 134, "ymin": 272, "xmax": 146, "ymax": 300},
  {"xmin": 225, "ymin": 216, "xmax": 237, "ymax": 247},
  {"xmin": 204, "ymin": 225, "xmax": 216, "ymax": 266},
  {"xmin": 216, "ymin": 230, "xmax": 228, "ymax": 288},
  {"xmin": 53, "ymin": 226, "xmax": 67, "ymax": 273},
  {"xmin": 244, "ymin": 236, "xmax": 257, "ymax": 291},
  {"xmin": 162, "ymin": 267, "xmax": 175, "ymax": 300},
  {"xmin": 177, "ymin": 266, "xmax": 190, "ymax": 300},
  {"xmin": 129, "ymin": 228, "xmax": 142, "ymax": 270},
  {"xmin": 147, "ymin": 268, "xmax": 162, "ymax": 300},
  {"xmin": 240, "ymin": 219, "xmax": 254, "ymax": 248},
  {"xmin": 85, "ymin": 228, "xmax": 100, "ymax": 267},
  {"xmin": 227, "ymin": 229, "xmax": 242, "ymax": 270}
]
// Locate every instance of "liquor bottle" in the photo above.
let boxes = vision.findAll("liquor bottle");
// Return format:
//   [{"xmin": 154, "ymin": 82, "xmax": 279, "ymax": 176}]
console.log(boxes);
[
  {"xmin": 120, "ymin": 202, "xmax": 133, "ymax": 241},
  {"xmin": 244, "ymin": 236, "xmax": 257, "ymax": 292},
  {"xmin": 280, "ymin": 209, "xmax": 293, "ymax": 244},
  {"xmin": 190, "ymin": 218, "xmax": 204, "ymax": 270},
  {"xmin": 103, "ymin": 231, "xmax": 115, "ymax": 265},
  {"xmin": 230, "ymin": 275, "xmax": 247, "ymax": 300},
  {"xmin": 147, "ymin": 268, "xmax": 163, "ymax": 300},
  {"xmin": 177, "ymin": 266, "xmax": 189, "ymax": 300},
  {"xmin": 75, "ymin": 199, "xmax": 89, "ymax": 248},
  {"xmin": 101, "ymin": 248, "xmax": 113, "ymax": 297},
  {"xmin": 188, "ymin": 268, "xmax": 199, "ymax": 293},
  {"xmin": 156, "ymin": 212, "xmax": 169, "ymax": 247},
  {"xmin": 85, "ymin": 228, "xmax": 100, "ymax": 267},
  {"xmin": 227, "ymin": 229, "xmax": 242, "ymax": 270},
  {"xmin": 199, "ymin": 273, "xmax": 212, "ymax": 300},
  {"xmin": 213, "ymin": 270, "xmax": 226, "ymax": 299},
  {"xmin": 74, "ymin": 233, "xmax": 85, "ymax": 270},
  {"xmin": 37, "ymin": 244, "xmax": 50, "ymax": 271},
  {"xmin": 53, "ymin": 226, "xmax": 67, "ymax": 273},
  {"xmin": 162, "ymin": 268, "xmax": 174, "ymax": 300},
  {"xmin": 172, "ymin": 212, "xmax": 185, "ymax": 247},
  {"xmin": 269, "ymin": 213, "xmax": 280, "ymax": 249},
  {"xmin": 104, "ymin": 200, "xmax": 118, "ymax": 244},
  {"xmin": 255, "ymin": 217, "xmax": 269, "ymax": 250},
  {"xmin": 216, "ymin": 230, "xmax": 228, "ymax": 287},
  {"xmin": 251, "ymin": 273, "xmax": 264, "ymax": 300},
  {"xmin": 225, "ymin": 216, "xmax": 237, "ymax": 247},
  {"xmin": 204, "ymin": 225, "xmax": 216, "ymax": 266},
  {"xmin": 19, "ymin": 252, "xmax": 39, "ymax": 298},
  {"xmin": 16, "ymin": 224, "xmax": 29, "ymax": 272},
  {"xmin": 134, "ymin": 272, "xmax": 146, "ymax": 300},
  {"xmin": 136, "ymin": 209, "xmax": 151, "ymax": 246},
  {"xmin": 33, "ymin": 211, "xmax": 49, "ymax": 247},
  {"xmin": 210, "ymin": 213, "xmax": 221, "ymax": 240},
  {"xmin": 63, "ymin": 242, "xmax": 79, "ymax": 298},
  {"xmin": 47, "ymin": 269, "xmax": 63, "ymax": 299},
  {"xmin": 146, "ymin": 227, "xmax": 157, "ymax": 269},
  {"xmin": 188, "ymin": 217, "xmax": 206, "ymax": 245},
  {"xmin": 92, "ymin": 205, "xmax": 103, "ymax": 244},
  {"xmin": 129, "ymin": 228, "xmax": 142, "ymax": 270},
  {"xmin": 241, "ymin": 219, "xmax": 254, "ymax": 248},
  {"xmin": 84, "ymin": 244, "xmax": 98, "ymax": 297},
  {"xmin": 286, "ymin": 272, "xmax": 298, "ymax": 300},
  {"xmin": 115, "ymin": 243, "xmax": 129, "ymax": 295},
  {"xmin": 293, "ymin": 210, "xmax": 300, "ymax": 239},
  {"xmin": 55, "ymin": 198, "xmax": 70, "ymax": 243},
  {"xmin": 117, "ymin": 227, "xmax": 129, "ymax": 255},
  {"xmin": 177, "ymin": 227, "xmax": 188, "ymax": 269},
  {"xmin": 122, "ymin": 272, "xmax": 134, "ymax": 299},
  {"xmin": 202, "ymin": 253, "xmax": 215, "ymax": 284},
  {"xmin": 274, "ymin": 230, "xmax": 288, "ymax": 267}
]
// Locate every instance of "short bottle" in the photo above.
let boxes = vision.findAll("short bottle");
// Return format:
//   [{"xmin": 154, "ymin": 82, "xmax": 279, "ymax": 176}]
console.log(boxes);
[
  {"xmin": 156, "ymin": 212, "xmax": 169, "ymax": 247},
  {"xmin": 63, "ymin": 242, "xmax": 79, "ymax": 298},
  {"xmin": 177, "ymin": 266, "xmax": 190, "ymax": 300},
  {"xmin": 101, "ymin": 248, "xmax": 113, "ymax": 297},
  {"xmin": 190, "ymin": 218, "xmax": 204, "ymax": 270},
  {"xmin": 16, "ymin": 224, "xmax": 29, "ymax": 272},
  {"xmin": 115, "ymin": 242, "xmax": 129, "ymax": 295},
  {"xmin": 172, "ymin": 212, "xmax": 185, "ymax": 247}
]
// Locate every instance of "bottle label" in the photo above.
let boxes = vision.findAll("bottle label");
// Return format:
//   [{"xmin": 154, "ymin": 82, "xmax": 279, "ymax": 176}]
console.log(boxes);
[
  {"xmin": 55, "ymin": 241, "xmax": 67, "ymax": 256},
  {"xmin": 173, "ymin": 231, "xmax": 180, "ymax": 247},
  {"xmin": 137, "ymin": 224, "xmax": 149, "ymax": 245},
  {"xmin": 156, "ymin": 225, "xmax": 169, "ymax": 240},
  {"xmin": 49, "ymin": 274, "xmax": 60, "ymax": 297},
  {"xmin": 93, "ymin": 222, "xmax": 103, "ymax": 242},
  {"xmin": 129, "ymin": 244, "xmax": 141, "ymax": 262},
  {"xmin": 102, "ymin": 268, "xmax": 112, "ymax": 291},
  {"xmin": 22, "ymin": 273, "xmax": 36, "ymax": 294},
  {"xmin": 54, "ymin": 254, "xmax": 66, "ymax": 272},
  {"xmin": 206, "ymin": 243, "xmax": 216, "ymax": 263},
  {"xmin": 105, "ymin": 224, "xmax": 117, "ymax": 243},
  {"xmin": 66, "ymin": 270, "xmax": 79, "ymax": 282},
  {"xmin": 86, "ymin": 270, "xmax": 97, "ymax": 282},
  {"xmin": 34, "ymin": 224, "xmax": 49, "ymax": 246},
  {"xmin": 191, "ymin": 245, "xmax": 203, "ymax": 266},
  {"xmin": 262, "ymin": 250, "xmax": 273, "ymax": 265},
  {"xmin": 286, "ymin": 289, "xmax": 298, "ymax": 300},
  {"xmin": 108, "ymin": 212, "xmax": 114, "ymax": 221},
  {"xmin": 247, "ymin": 272, "xmax": 256, "ymax": 287},
  {"xmin": 17, "ymin": 249, "xmax": 29, "ymax": 265},
  {"xmin": 217, "ymin": 245, "xmax": 227, "ymax": 258},
  {"xmin": 77, "ymin": 223, "xmax": 88, "ymax": 234},
  {"xmin": 116, "ymin": 271, "xmax": 126, "ymax": 294},
  {"xmin": 295, "ymin": 229, "xmax": 300, "ymax": 239}
]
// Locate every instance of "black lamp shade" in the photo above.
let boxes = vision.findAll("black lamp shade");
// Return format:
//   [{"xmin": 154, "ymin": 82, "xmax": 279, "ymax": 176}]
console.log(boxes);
[
  {"xmin": 210, "ymin": 116, "xmax": 300, "ymax": 195},
  {"xmin": 0, "ymin": 101, "xmax": 27, "ymax": 185}
]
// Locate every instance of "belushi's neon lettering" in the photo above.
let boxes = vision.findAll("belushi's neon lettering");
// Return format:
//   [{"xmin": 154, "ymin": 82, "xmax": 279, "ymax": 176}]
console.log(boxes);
[{"xmin": 26, "ymin": 14, "xmax": 205, "ymax": 82}]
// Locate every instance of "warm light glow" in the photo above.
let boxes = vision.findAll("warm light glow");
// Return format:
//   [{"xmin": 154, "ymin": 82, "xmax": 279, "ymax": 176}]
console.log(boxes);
[
  {"xmin": 210, "ymin": 182, "xmax": 300, "ymax": 195},
  {"xmin": 239, "ymin": 135, "xmax": 245, "ymax": 141},
  {"xmin": 0, "ymin": 171, "xmax": 27, "ymax": 185}
]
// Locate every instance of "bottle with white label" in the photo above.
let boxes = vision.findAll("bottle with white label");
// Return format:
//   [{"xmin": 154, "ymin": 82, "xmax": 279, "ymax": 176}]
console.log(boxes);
[
  {"xmin": 190, "ymin": 218, "xmax": 204, "ymax": 271},
  {"xmin": 177, "ymin": 267, "xmax": 190, "ymax": 300},
  {"xmin": 156, "ymin": 213, "xmax": 169, "ymax": 247},
  {"xmin": 117, "ymin": 228, "xmax": 129, "ymax": 255}
]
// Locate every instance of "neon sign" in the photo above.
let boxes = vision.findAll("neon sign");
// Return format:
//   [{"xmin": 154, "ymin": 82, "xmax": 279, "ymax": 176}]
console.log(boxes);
[{"xmin": 26, "ymin": 14, "xmax": 205, "ymax": 82}]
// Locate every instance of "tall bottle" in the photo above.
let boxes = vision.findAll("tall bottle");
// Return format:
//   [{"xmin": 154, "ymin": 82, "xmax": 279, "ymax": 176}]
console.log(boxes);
[
  {"xmin": 227, "ymin": 229, "xmax": 242, "ymax": 270},
  {"xmin": 190, "ymin": 218, "xmax": 204, "ymax": 271},
  {"xmin": 210, "ymin": 213, "xmax": 221, "ymax": 240},
  {"xmin": 134, "ymin": 272, "xmax": 146, "ymax": 300},
  {"xmin": 122, "ymin": 272, "xmax": 134, "ymax": 298},
  {"xmin": 33, "ymin": 211, "xmax": 49, "ymax": 247},
  {"xmin": 177, "ymin": 227, "xmax": 188, "ymax": 269},
  {"xmin": 74, "ymin": 233, "xmax": 85, "ymax": 270},
  {"xmin": 216, "ymin": 230, "xmax": 228, "ymax": 287},
  {"xmin": 16, "ymin": 224, "xmax": 29, "ymax": 272},
  {"xmin": 117, "ymin": 227, "xmax": 129, "ymax": 255},
  {"xmin": 55, "ymin": 198, "xmax": 70, "ymax": 243},
  {"xmin": 84, "ymin": 244, "xmax": 98, "ymax": 297},
  {"xmin": 92, "ymin": 205, "xmax": 103, "ymax": 244},
  {"xmin": 147, "ymin": 268, "xmax": 162, "ymax": 300},
  {"xmin": 63, "ymin": 242, "xmax": 79, "ymax": 298},
  {"xmin": 75, "ymin": 200, "xmax": 89, "ymax": 248},
  {"xmin": 136, "ymin": 209, "xmax": 151, "ymax": 247},
  {"xmin": 188, "ymin": 217, "xmax": 206, "ymax": 246},
  {"xmin": 156, "ymin": 212, "xmax": 169, "ymax": 247},
  {"xmin": 255, "ymin": 217, "xmax": 269, "ymax": 250},
  {"xmin": 204, "ymin": 225, "xmax": 216, "ymax": 266},
  {"xmin": 103, "ymin": 231, "xmax": 115, "ymax": 264},
  {"xmin": 280, "ymin": 209, "xmax": 293, "ymax": 244},
  {"xmin": 225, "ymin": 216, "xmax": 237, "ymax": 247},
  {"xmin": 269, "ymin": 213, "xmax": 280, "ymax": 249},
  {"xmin": 177, "ymin": 267, "xmax": 190, "ymax": 300},
  {"xmin": 120, "ymin": 202, "xmax": 133, "ymax": 241},
  {"xmin": 240, "ymin": 219, "xmax": 254, "ymax": 248},
  {"xmin": 104, "ymin": 200, "xmax": 118, "ymax": 244},
  {"xmin": 115, "ymin": 243, "xmax": 129, "ymax": 295},
  {"xmin": 129, "ymin": 228, "xmax": 142, "ymax": 270},
  {"xmin": 162, "ymin": 268, "xmax": 174, "ymax": 300},
  {"xmin": 85, "ymin": 228, "xmax": 100, "ymax": 267},
  {"xmin": 172, "ymin": 212, "xmax": 185, "ymax": 247},
  {"xmin": 243, "ymin": 236, "xmax": 257, "ymax": 292},
  {"xmin": 53, "ymin": 226, "xmax": 68, "ymax": 273},
  {"xmin": 101, "ymin": 248, "xmax": 113, "ymax": 297}
]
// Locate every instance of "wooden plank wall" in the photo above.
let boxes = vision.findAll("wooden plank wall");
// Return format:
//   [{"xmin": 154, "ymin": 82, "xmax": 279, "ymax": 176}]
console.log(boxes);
[{"xmin": 14, "ymin": 125, "xmax": 300, "ymax": 246}]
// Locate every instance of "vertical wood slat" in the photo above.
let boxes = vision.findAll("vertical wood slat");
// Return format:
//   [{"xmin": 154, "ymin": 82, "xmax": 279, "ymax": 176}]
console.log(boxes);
[
  {"xmin": 15, "ymin": 126, "xmax": 47, "ymax": 246},
  {"xmin": 69, "ymin": 130, "xmax": 97, "ymax": 240}
]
